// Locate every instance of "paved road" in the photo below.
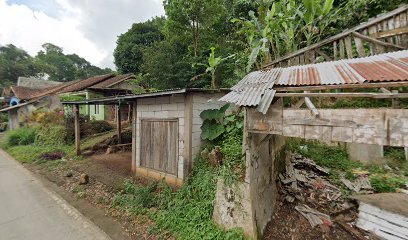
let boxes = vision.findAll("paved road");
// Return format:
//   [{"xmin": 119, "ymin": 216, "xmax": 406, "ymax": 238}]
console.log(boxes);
[{"xmin": 0, "ymin": 149, "xmax": 111, "ymax": 240}]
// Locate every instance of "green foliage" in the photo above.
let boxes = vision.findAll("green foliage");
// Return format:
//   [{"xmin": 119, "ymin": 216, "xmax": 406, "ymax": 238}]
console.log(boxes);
[
  {"xmin": 234, "ymin": 0, "xmax": 335, "ymax": 71},
  {"xmin": 59, "ymin": 95, "xmax": 87, "ymax": 102},
  {"xmin": 200, "ymin": 104, "xmax": 245, "ymax": 184},
  {"xmin": 370, "ymin": 174, "xmax": 406, "ymax": 193},
  {"xmin": 289, "ymin": 139, "xmax": 361, "ymax": 172},
  {"xmin": 5, "ymin": 144, "xmax": 73, "ymax": 164},
  {"xmin": 89, "ymin": 120, "xmax": 114, "ymax": 134},
  {"xmin": 3, "ymin": 128, "xmax": 37, "ymax": 148},
  {"xmin": 0, "ymin": 113, "xmax": 8, "ymax": 123},
  {"xmin": 114, "ymin": 17, "xmax": 165, "ymax": 74},
  {"xmin": 200, "ymin": 104, "xmax": 230, "ymax": 141},
  {"xmin": 193, "ymin": 47, "xmax": 235, "ymax": 89},
  {"xmin": 112, "ymin": 158, "xmax": 244, "ymax": 239},
  {"xmin": 35, "ymin": 125, "xmax": 67, "ymax": 146},
  {"xmin": 0, "ymin": 43, "xmax": 111, "ymax": 86}
]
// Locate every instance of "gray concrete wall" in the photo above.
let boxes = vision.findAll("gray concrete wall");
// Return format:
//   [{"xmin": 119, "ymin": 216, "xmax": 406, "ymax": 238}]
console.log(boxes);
[
  {"xmin": 347, "ymin": 143, "xmax": 385, "ymax": 165},
  {"xmin": 213, "ymin": 180, "xmax": 254, "ymax": 237}
]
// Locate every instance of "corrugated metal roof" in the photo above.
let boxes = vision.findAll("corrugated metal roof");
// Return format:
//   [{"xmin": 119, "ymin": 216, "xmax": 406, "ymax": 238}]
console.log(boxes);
[{"xmin": 220, "ymin": 50, "xmax": 408, "ymax": 112}]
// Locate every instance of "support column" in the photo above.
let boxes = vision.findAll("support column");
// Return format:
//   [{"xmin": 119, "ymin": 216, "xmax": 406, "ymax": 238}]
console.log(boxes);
[
  {"xmin": 116, "ymin": 105, "xmax": 122, "ymax": 144},
  {"xmin": 74, "ymin": 104, "xmax": 81, "ymax": 156},
  {"xmin": 405, "ymin": 147, "xmax": 408, "ymax": 161},
  {"xmin": 213, "ymin": 100, "xmax": 287, "ymax": 239},
  {"xmin": 131, "ymin": 102, "xmax": 137, "ymax": 174}
]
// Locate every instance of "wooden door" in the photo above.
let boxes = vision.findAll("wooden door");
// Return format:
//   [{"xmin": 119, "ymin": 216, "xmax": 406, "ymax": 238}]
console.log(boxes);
[{"xmin": 140, "ymin": 119, "xmax": 178, "ymax": 175}]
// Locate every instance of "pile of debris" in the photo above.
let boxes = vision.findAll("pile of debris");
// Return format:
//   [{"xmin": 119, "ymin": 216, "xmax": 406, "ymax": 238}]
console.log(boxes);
[{"xmin": 278, "ymin": 153, "xmax": 376, "ymax": 238}]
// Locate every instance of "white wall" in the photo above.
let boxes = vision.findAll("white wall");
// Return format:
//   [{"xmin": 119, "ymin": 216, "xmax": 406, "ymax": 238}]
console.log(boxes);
[{"xmin": 191, "ymin": 93, "xmax": 228, "ymax": 157}]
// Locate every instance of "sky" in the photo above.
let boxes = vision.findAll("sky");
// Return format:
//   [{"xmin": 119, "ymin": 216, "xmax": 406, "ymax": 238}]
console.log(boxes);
[{"xmin": 0, "ymin": 0, "xmax": 165, "ymax": 69}]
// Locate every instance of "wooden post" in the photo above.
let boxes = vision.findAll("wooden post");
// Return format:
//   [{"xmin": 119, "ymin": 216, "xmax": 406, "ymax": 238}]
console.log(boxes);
[
  {"xmin": 131, "ymin": 102, "xmax": 137, "ymax": 174},
  {"xmin": 116, "ymin": 105, "xmax": 122, "ymax": 144},
  {"xmin": 74, "ymin": 104, "xmax": 81, "ymax": 156}
]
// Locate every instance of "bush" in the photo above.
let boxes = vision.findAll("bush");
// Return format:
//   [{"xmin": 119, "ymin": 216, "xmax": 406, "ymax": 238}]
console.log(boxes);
[
  {"xmin": 112, "ymin": 159, "xmax": 244, "ymax": 239},
  {"xmin": 4, "ymin": 128, "xmax": 37, "ymax": 147},
  {"xmin": 89, "ymin": 120, "xmax": 114, "ymax": 134},
  {"xmin": 370, "ymin": 174, "xmax": 406, "ymax": 193},
  {"xmin": 35, "ymin": 125, "xmax": 67, "ymax": 146}
]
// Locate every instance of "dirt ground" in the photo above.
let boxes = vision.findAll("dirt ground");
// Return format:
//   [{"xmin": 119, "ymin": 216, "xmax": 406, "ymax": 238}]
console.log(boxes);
[{"xmin": 74, "ymin": 152, "xmax": 133, "ymax": 188}]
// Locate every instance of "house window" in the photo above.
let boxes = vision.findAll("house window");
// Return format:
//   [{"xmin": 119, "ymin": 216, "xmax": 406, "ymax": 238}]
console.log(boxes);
[{"xmin": 94, "ymin": 104, "xmax": 99, "ymax": 114}]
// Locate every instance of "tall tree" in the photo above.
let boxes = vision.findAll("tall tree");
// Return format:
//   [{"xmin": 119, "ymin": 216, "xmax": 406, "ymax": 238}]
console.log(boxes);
[
  {"xmin": 0, "ymin": 44, "xmax": 38, "ymax": 87},
  {"xmin": 114, "ymin": 17, "xmax": 165, "ymax": 74}
]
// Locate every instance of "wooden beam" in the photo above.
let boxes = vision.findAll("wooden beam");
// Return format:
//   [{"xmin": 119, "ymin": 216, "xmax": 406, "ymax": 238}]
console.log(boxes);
[
  {"xmin": 116, "ymin": 105, "xmax": 122, "ymax": 144},
  {"xmin": 131, "ymin": 102, "xmax": 137, "ymax": 174},
  {"xmin": 293, "ymin": 98, "xmax": 305, "ymax": 108},
  {"xmin": 380, "ymin": 88, "xmax": 391, "ymax": 93},
  {"xmin": 275, "ymin": 92, "xmax": 408, "ymax": 98},
  {"xmin": 315, "ymin": 49, "xmax": 332, "ymax": 61},
  {"xmin": 352, "ymin": 32, "xmax": 406, "ymax": 50},
  {"xmin": 305, "ymin": 97, "xmax": 319, "ymax": 116},
  {"xmin": 74, "ymin": 104, "xmax": 81, "ymax": 156},
  {"xmin": 274, "ymin": 81, "xmax": 408, "ymax": 92},
  {"xmin": 373, "ymin": 26, "xmax": 408, "ymax": 39}
]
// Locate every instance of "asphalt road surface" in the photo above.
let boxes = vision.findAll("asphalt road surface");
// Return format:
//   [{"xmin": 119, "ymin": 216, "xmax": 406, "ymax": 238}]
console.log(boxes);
[{"xmin": 0, "ymin": 149, "xmax": 111, "ymax": 240}]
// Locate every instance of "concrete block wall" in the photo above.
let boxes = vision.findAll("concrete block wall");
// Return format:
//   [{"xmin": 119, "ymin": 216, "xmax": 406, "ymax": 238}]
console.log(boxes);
[
  {"xmin": 135, "ymin": 95, "xmax": 186, "ymax": 179},
  {"xmin": 191, "ymin": 93, "xmax": 228, "ymax": 157}
]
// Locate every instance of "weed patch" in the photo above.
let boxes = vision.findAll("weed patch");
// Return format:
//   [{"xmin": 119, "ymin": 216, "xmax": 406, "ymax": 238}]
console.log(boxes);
[
  {"xmin": 112, "ymin": 159, "xmax": 244, "ymax": 239},
  {"xmin": 3, "ymin": 127, "xmax": 37, "ymax": 148}
]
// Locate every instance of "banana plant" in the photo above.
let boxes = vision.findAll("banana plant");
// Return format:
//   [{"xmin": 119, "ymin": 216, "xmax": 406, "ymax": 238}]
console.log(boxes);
[
  {"xmin": 193, "ymin": 47, "xmax": 235, "ymax": 89},
  {"xmin": 302, "ymin": 0, "xmax": 334, "ymax": 45}
]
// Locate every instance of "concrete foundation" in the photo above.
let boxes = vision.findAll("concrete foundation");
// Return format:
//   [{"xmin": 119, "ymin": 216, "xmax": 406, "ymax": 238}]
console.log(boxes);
[
  {"xmin": 213, "ymin": 133, "xmax": 287, "ymax": 239},
  {"xmin": 213, "ymin": 180, "xmax": 253, "ymax": 237},
  {"xmin": 347, "ymin": 143, "xmax": 385, "ymax": 165}
]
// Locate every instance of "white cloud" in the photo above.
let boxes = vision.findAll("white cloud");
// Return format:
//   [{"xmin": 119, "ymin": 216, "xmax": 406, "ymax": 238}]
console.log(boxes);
[{"xmin": 0, "ymin": 0, "xmax": 164, "ymax": 69}]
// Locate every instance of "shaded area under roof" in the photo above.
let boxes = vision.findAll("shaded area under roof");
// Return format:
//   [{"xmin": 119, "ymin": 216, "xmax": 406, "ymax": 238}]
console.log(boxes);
[{"xmin": 220, "ymin": 50, "xmax": 408, "ymax": 113}]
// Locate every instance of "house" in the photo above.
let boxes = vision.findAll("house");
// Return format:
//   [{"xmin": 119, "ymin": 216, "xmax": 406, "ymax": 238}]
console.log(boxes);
[
  {"xmin": 61, "ymin": 88, "xmax": 230, "ymax": 186},
  {"xmin": 0, "ymin": 73, "xmax": 135, "ymax": 129}
]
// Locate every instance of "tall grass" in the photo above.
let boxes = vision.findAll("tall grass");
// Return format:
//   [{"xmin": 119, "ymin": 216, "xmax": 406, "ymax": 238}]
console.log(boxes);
[{"xmin": 3, "ymin": 127, "xmax": 37, "ymax": 148}]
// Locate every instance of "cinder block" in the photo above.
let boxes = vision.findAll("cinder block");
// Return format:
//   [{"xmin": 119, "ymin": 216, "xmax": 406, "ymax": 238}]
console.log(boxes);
[
  {"xmin": 154, "ymin": 111, "xmax": 169, "ymax": 118},
  {"xmin": 192, "ymin": 125, "xmax": 201, "ymax": 133},
  {"xmin": 155, "ymin": 96, "xmax": 170, "ymax": 104},
  {"xmin": 141, "ymin": 111, "xmax": 154, "ymax": 118},
  {"xmin": 177, "ymin": 103, "xmax": 185, "ymax": 111},
  {"xmin": 171, "ymin": 95, "xmax": 185, "ymax": 103},
  {"xmin": 139, "ymin": 98, "xmax": 155, "ymax": 105},
  {"xmin": 162, "ymin": 103, "xmax": 178, "ymax": 111},
  {"xmin": 148, "ymin": 104, "xmax": 162, "ymax": 111},
  {"xmin": 137, "ymin": 105, "xmax": 149, "ymax": 111}
]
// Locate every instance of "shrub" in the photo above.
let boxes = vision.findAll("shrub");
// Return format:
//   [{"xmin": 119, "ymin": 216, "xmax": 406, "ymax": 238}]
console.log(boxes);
[
  {"xmin": 370, "ymin": 174, "xmax": 406, "ymax": 193},
  {"xmin": 27, "ymin": 110, "xmax": 64, "ymax": 126},
  {"xmin": 35, "ymin": 125, "xmax": 67, "ymax": 146},
  {"xmin": 4, "ymin": 127, "xmax": 37, "ymax": 147},
  {"xmin": 89, "ymin": 120, "xmax": 114, "ymax": 134}
]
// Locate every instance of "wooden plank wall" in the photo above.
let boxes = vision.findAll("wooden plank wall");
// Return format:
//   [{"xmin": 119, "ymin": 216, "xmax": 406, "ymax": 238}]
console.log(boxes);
[
  {"xmin": 267, "ymin": 5, "xmax": 408, "ymax": 68},
  {"xmin": 140, "ymin": 119, "xmax": 179, "ymax": 175},
  {"xmin": 246, "ymin": 101, "xmax": 408, "ymax": 147}
]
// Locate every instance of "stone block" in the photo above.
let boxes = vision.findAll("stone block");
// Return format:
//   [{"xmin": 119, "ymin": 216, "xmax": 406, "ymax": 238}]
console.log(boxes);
[
  {"xmin": 148, "ymin": 104, "xmax": 162, "ymax": 111},
  {"xmin": 347, "ymin": 143, "xmax": 385, "ymax": 165},
  {"xmin": 162, "ymin": 103, "xmax": 178, "ymax": 111},
  {"xmin": 155, "ymin": 96, "xmax": 170, "ymax": 104}
]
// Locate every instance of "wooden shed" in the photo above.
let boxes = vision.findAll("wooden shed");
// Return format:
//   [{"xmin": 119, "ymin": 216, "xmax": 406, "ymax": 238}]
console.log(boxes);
[{"xmin": 62, "ymin": 89, "xmax": 229, "ymax": 186}]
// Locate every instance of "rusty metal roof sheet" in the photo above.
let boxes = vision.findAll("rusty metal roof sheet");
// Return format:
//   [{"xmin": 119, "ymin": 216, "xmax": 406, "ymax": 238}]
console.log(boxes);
[{"xmin": 220, "ymin": 50, "xmax": 408, "ymax": 112}]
